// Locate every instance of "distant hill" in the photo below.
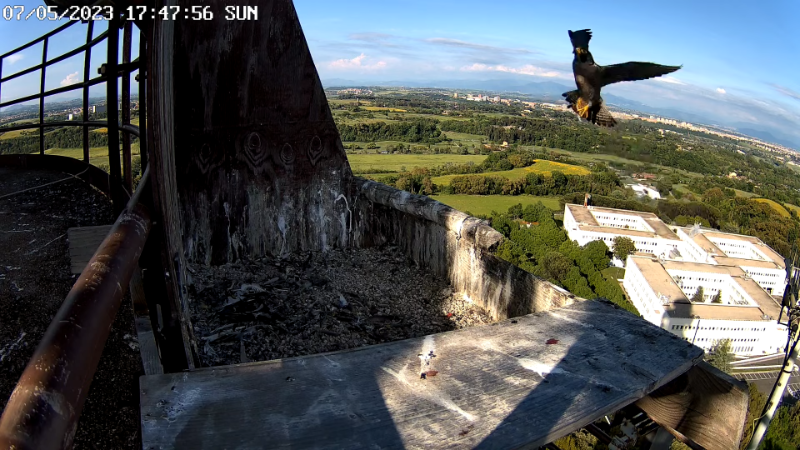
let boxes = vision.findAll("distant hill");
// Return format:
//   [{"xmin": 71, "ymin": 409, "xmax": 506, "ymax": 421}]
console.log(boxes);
[
  {"xmin": 734, "ymin": 126, "xmax": 800, "ymax": 150},
  {"xmin": 0, "ymin": 103, "xmax": 38, "ymax": 114}
]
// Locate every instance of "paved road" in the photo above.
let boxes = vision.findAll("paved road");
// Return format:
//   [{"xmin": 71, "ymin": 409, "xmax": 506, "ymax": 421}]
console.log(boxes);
[
  {"xmin": 731, "ymin": 354, "xmax": 787, "ymax": 370},
  {"xmin": 734, "ymin": 369, "xmax": 800, "ymax": 398}
]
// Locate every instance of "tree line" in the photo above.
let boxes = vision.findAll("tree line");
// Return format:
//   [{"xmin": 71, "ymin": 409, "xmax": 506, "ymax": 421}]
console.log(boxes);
[
  {"xmin": 336, "ymin": 118, "xmax": 446, "ymax": 144},
  {"xmin": 487, "ymin": 202, "xmax": 636, "ymax": 314},
  {"xmin": 0, "ymin": 127, "xmax": 137, "ymax": 155},
  {"xmin": 442, "ymin": 170, "xmax": 620, "ymax": 197}
]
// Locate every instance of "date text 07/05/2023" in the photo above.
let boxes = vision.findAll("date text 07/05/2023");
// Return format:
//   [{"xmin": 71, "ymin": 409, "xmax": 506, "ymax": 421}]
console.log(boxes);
[{"xmin": 0, "ymin": 5, "xmax": 258, "ymax": 22}]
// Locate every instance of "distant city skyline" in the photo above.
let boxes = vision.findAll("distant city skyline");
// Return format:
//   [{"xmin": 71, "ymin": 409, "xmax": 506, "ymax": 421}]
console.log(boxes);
[{"xmin": 1, "ymin": 0, "xmax": 798, "ymax": 146}]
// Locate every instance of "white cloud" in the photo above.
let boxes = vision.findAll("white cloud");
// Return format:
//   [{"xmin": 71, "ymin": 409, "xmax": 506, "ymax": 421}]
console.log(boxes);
[
  {"xmin": 425, "ymin": 38, "xmax": 534, "ymax": 55},
  {"xmin": 653, "ymin": 76, "xmax": 686, "ymax": 85},
  {"xmin": 60, "ymin": 72, "xmax": 80, "ymax": 87},
  {"xmin": 770, "ymin": 84, "xmax": 800, "ymax": 102},
  {"xmin": 328, "ymin": 53, "xmax": 387, "ymax": 71},
  {"xmin": 461, "ymin": 63, "xmax": 568, "ymax": 79},
  {"xmin": 716, "ymin": 88, "xmax": 726, "ymax": 94},
  {"xmin": 6, "ymin": 54, "xmax": 24, "ymax": 65}
]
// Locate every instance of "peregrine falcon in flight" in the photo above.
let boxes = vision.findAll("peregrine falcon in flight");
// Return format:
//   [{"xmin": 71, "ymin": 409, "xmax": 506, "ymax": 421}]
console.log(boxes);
[{"xmin": 563, "ymin": 29, "xmax": 682, "ymax": 127}]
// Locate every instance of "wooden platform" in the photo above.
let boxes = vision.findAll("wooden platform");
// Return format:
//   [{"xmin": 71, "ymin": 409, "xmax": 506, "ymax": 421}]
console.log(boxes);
[
  {"xmin": 140, "ymin": 300, "xmax": 704, "ymax": 449},
  {"xmin": 67, "ymin": 225, "xmax": 113, "ymax": 274}
]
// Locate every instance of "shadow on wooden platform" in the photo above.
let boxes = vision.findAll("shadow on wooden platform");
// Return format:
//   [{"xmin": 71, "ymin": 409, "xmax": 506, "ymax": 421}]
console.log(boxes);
[{"xmin": 140, "ymin": 300, "xmax": 706, "ymax": 449}]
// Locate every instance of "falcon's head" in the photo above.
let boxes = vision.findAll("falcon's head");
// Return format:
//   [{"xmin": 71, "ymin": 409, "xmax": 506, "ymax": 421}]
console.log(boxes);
[{"xmin": 568, "ymin": 29, "xmax": 593, "ymax": 60}]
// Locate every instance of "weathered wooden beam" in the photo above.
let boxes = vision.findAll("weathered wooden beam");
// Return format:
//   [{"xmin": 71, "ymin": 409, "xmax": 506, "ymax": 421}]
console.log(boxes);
[
  {"xmin": 636, "ymin": 361, "xmax": 749, "ymax": 450},
  {"xmin": 145, "ymin": 1, "xmax": 198, "ymax": 369}
]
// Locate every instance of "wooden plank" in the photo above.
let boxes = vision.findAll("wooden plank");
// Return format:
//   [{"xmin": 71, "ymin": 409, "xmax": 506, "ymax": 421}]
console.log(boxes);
[
  {"xmin": 140, "ymin": 300, "xmax": 705, "ymax": 449},
  {"xmin": 66, "ymin": 225, "xmax": 112, "ymax": 274},
  {"xmin": 129, "ymin": 268, "xmax": 163, "ymax": 375},
  {"xmin": 636, "ymin": 361, "xmax": 749, "ymax": 450},
  {"xmin": 147, "ymin": 0, "xmax": 199, "ymax": 369}
]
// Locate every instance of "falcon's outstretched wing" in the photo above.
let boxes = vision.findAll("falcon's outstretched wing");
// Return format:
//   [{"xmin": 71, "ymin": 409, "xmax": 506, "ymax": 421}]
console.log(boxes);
[{"xmin": 600, "ymin": 62, "xmax": 682, "ymax": 87}]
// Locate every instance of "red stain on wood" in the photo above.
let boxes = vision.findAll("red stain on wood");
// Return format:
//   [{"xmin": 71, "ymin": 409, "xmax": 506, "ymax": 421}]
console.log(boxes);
[
  {"xmin": 546, "ymin": 339, "xmax": 559, "ymax": 345},
  {"xmin": 425, "ymin": 370, "xmax": 439, "ymax": 377}
]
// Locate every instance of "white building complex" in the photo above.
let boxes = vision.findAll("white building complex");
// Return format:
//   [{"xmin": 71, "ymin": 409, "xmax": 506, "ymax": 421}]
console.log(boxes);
[
  {"xmin": 563, "ymin": 203, "xmax": 684, "ymax": 260},
  {"xmin": 564, "ymin": 203, "xmax": 789, "ymax": 355},
  {"xmin": 626, "ymin": 183, "xmax": 662, "ymax": 200},
  {"xmin": 623, "ymin": 256, "xmax": 787, "ymax": 355},
  {"xmin": 676, "ymin": 228, "xmax": 786, "ymax": 296}
]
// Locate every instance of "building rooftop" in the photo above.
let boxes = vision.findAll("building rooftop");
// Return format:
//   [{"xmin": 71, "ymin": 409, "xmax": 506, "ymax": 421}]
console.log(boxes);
[
  {"xmin": 566, "ymin": 204, "xmax": 682, "ymax": 241},
  {"xmin": 629, "ymin": 256, "xmax": 784, "ymax": 322},
  {"xmin": 680, "ymin": 227, "xmax": 786, "ymax": 270}
]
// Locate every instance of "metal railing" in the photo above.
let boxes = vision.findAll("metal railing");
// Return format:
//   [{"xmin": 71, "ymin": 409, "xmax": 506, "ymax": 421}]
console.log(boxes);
[
  {"xmin": 0, "ymin": 16, "xmax": 144, "ymax": 198},
  {"xmin": 0, "ymin": 167, "xmax": 152, "ymax": 450},
  {"xmin": 0, "ymin": 14, "xmax": 154, "ymax": 450}
]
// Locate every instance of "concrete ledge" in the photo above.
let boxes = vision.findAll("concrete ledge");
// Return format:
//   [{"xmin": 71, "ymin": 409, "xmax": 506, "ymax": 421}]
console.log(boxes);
[
  {"xmin": 354, "ymin": 177, "xmax": 503, "ymax": 252},
  {"xmin": 353, "ymin": 177, "xmax": 574, "ymax": 321}
]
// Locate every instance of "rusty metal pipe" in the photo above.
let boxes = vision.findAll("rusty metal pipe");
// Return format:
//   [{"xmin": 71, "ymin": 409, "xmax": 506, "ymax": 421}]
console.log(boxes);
[{"xmin": 0, "ymin": 183, "xmax": 152, "ymax": 450}]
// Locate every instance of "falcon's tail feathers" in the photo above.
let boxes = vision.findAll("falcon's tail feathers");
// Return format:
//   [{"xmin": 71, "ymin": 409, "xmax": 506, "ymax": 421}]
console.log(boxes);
[{"xmin": 594, "ymin": 103, "xmax": 617, "ymax": 127}]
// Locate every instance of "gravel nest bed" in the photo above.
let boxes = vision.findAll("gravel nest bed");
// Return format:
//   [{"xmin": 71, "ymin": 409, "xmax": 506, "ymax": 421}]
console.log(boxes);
[
  {"xmin": 188, "ymin": 246, "xmax": 495, "ymax": 367},
  {"xmin": 0, "ymin": 167, "xmax": 142, "ymax": 449}
]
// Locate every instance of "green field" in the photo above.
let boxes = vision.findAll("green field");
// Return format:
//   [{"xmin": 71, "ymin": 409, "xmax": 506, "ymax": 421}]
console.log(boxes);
[
  {"xmin": 348, "ymin": 153, "xmax": 486, "ymax": 174},
  {"xmin": 734, "ymin": 189, "xmax": 757, "ymax": 198},
  {"xmin": 548, "ymin": 148, "xmax": 707, "ymax": 179},
  {"xmin": 45, "ymin": 143, "xmax": 140, "ymax": 168},
  {"xmin": 431, "ymin": 159, "xmax": 590, "ymax": 185},
  {"xmin": 429, "ymin": 194, "xmax": 561, "ymax": 216},
  {"xmin": 443, "ymin": 131, "xmax": 486, "ymax": 145},
  {"xmin": 753, "ymin": 198, "xmax": 791, "ymax": 217},
  {"xmin": 602, "ymin": 267, "xmax": 626, "ymax": 281},
  {"xmin": 672, "ymin": 184, "xmax": 756, "ymax": 199},
  {"xmin": 1, "ymin": 116, "xmax": 141, "ymax": 139},
  {"xmin": 361, "ymin": 106, "xmax": 407, "ymax": 112},
  {"xmin": 541, "ymin": 148, "xmax": 644, "ymax": 166},
  {"xmin": 785, "ymin": 203, "xmax": 800, "ymax": 215},
  {"xmin": 0, "ymin": 129, "xmax": 33, "ymax": 140}
]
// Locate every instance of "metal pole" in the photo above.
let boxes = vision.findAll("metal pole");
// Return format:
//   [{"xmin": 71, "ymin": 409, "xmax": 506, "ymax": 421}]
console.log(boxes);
[
  {"xmin": 121, "ymin": 21, "xmax": 132, "ymax": 191},
  {"xmin": 82, "ymin": 20, "xmax": 94, "ymax": 163},
  {"xmin": 691, "ymin": 317, "xmax": 700, "ymax": 345},
  {"xmin": 39, "ymin": 38, "xmax": 48, "ymax": 155},
  {"xmin": 106, "ymin": 14, "xmax": 122, "ymax": 208},
  {"xmin": 138, "ymin": 33, "xmax": 147, "ymax": 169},
  {"xmin": 746, "ymin": 325, "xmax": 799, "ymax": 450}
]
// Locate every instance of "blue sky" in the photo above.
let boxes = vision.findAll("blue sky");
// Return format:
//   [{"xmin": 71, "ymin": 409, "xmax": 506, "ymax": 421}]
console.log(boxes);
[
  {"xmin": 0, "ymin": 4, "xmax": 138, "ymax": 106},
  {"xmin": 2, "ymin": 0, "xmax": 799, "ymax": 142},
  {"xmin": 294, "ymin": 0, "xmax": 800, "ymax": 140}
]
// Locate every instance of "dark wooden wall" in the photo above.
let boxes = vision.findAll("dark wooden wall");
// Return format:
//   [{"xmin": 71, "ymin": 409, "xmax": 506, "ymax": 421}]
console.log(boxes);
[{"xmin": 171, "ymin": 0, "xmax": 353, "ymax": 265}]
